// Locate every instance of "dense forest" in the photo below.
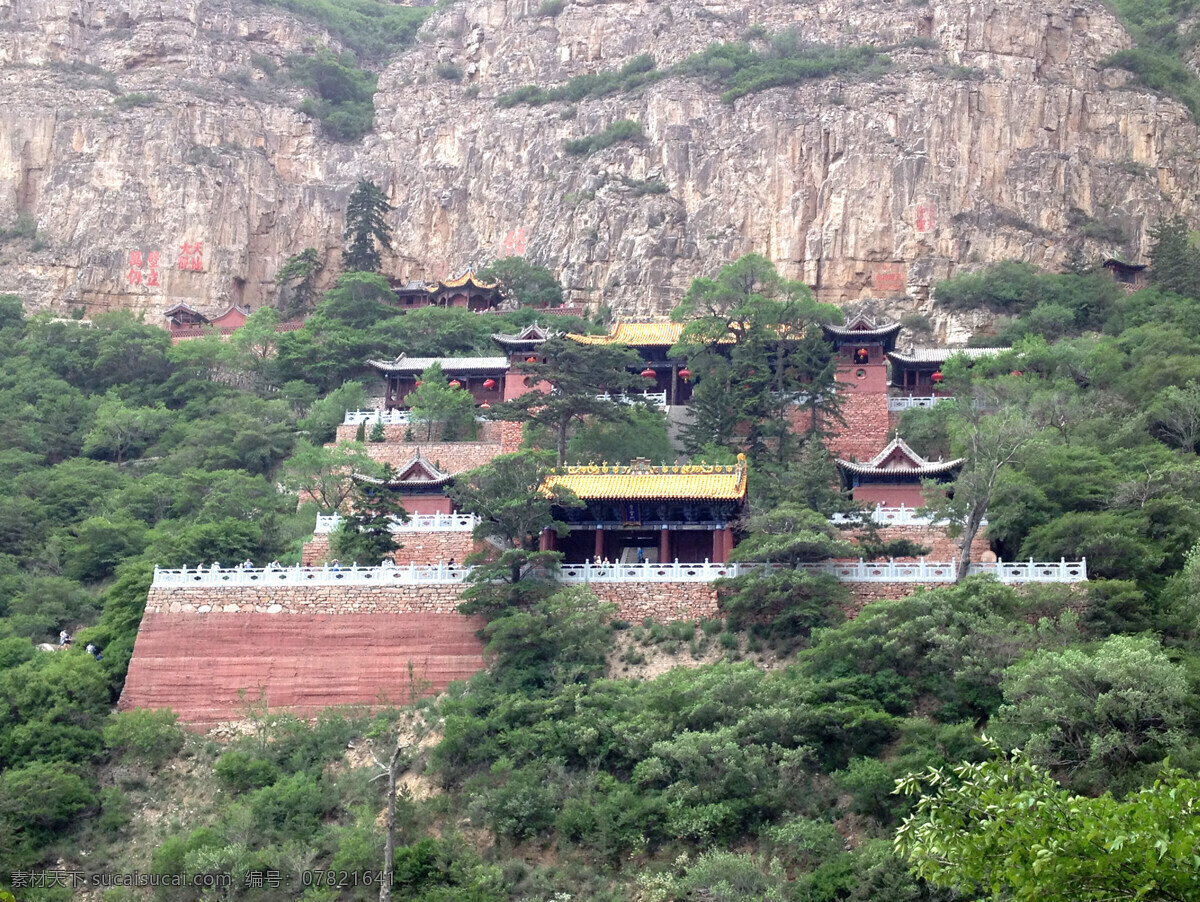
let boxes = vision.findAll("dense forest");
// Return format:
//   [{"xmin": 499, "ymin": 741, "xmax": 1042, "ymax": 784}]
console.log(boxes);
[{"xmin": 3, "ymin": 224, "xmax": 1200, "ymax": 899}]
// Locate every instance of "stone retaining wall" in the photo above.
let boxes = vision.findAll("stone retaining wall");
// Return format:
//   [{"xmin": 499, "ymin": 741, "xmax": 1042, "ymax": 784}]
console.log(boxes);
[
  {"xmin": 842, "ymin": 524, "xmax": 991, "ymax": 561},
  {"xmin": 334, "ymin": 419, "xmax": 522, "ymax": 452},
  {"xmin": 355, "ymin": 441, "xmax": 504, "ymax": 472},
  {"xmin": 301, "ymin": 532, "xmax": 481, "ymax": 566},
  {"xmin": 142, "ymin": 581, "xmax": 720, "ymax": 622}
]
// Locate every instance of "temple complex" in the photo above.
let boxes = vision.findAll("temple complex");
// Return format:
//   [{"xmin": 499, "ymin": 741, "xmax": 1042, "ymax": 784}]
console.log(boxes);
[
  {"xmin": 122, "ymin": 299, "xmax": 1094, "ymax": 726},
  {"xmin": 541, "ymin": 457, "xmax": 748, "ymax": 564}
]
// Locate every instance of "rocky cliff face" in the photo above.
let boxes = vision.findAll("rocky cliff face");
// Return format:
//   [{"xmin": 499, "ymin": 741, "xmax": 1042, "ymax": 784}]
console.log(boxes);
[{"xmin": 1, "ymin": 0, "xmax": 1196, "ymax": 336}]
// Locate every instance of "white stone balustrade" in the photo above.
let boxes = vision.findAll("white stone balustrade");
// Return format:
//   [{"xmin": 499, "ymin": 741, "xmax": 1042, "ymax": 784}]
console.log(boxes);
[
  {"xmin": 828, "ymin": 505, "xmax": 986, "ymax": 528},
  {"xmin": 888, "ymin": 396, "xmax": 951, "ymax": 411},
  {"xmin": 595, "ymin": 391, "xmax": 668, "ymax": 409},
  {"xmin": 154, "ymin": 563, "xmax": 468, "ymax": 587},
  {"xmin": 343, "ymin": 409, "xmax": 411, "ymax": 425},
  {"xmin": 154, "ymin": 557, "xmax": 1086, "ymax": 588},
  {"xmin": 314, "ymin": 513, "xmax": 480, "ymax": 534}
]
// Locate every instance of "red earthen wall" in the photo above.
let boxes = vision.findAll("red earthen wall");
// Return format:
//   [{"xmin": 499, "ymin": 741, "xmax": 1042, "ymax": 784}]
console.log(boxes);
[
  {"xmin": 841, "ymin": 524, "xmax": 991, "ymax": 561},
  {"xmin": 335, "ymin": 419, "xmax": 511, "ymax": 445}
]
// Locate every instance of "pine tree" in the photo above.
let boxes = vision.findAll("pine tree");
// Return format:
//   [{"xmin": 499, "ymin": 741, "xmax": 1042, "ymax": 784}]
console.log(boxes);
[
  {"xmin": 342, "ymin": 179, "xmax": 394, "ymax": 273},
  {"xmin": 274, "ymin": 248, "xmax": 323, "ymax": 318},
  {"xmin": 1149, "ymin": 214, "xmax": 1200, "ymax": 299},
  {"xmin": 330, "ymin": 469, "xmax": 408, "ymax": 565}
]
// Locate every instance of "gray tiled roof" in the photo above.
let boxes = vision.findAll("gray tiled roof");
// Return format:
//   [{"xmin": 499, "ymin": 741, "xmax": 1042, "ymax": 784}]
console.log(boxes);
[
  {"xmin": 368, "ymin": 354, "xmax": 510, "ymax": 374},
  {"xmin": 836, "ymin": 437, "xmax": 966, "ymax": 476},
  {"xmin": 887, "ymin": 347, "xmax": 1005, "ymax": 365}
]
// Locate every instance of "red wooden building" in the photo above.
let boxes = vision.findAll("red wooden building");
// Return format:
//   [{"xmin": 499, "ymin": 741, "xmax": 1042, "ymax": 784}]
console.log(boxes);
[
  {"xmin": 354, "ymin": 452, "xmax": 456, "ymax": 516},
  {"xmin": 541, "ymin": 457, "xmax": 748, "ymax": 564},
  {"xmin": 567, "ymin": 321, "xmax": 697, "ymax": 404},
  {"xmin": 835, "ymin": 437, "xmax": 964, "ymax": 508}
]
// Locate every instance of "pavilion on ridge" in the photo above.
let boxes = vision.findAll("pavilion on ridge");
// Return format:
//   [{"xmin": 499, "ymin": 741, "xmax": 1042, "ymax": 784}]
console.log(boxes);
[
  {"xmin": 389, "ymin": 270, "xmax": 505, "ymax": 313},
  {"xmin": 835, "ymin": 437, "xmax": 964, "ymax": 508},
  {"xmin": 540, "ymin": 456, "xmax": 748, "ymax": 564},
  {"xmin": 353, "ymin": 451, "xmax": 455, "ymax": 516}
]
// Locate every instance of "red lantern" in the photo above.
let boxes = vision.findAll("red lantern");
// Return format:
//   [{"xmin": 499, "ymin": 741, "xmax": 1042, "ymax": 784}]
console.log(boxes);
[
  {"xmin": 931, "ymin": 371, "xmax": 944, "ymax": 383},
  {"xmin": 1010, "ymin": 370, "xmax": 1024, "ymax": 377},
  {"xmin": 480, "ymin": 402, "xmax": 491, "ymax": 409},
  {"xmin": 414, "ymin": 380, "xmax": 422, "ymax": 387},
  {"xmin": 678, "ymin": 367, "xmax": 692, "ymax": 382},
  {"xmin": 449, "ymin": 379, "xmax": 462, "ymax": 389},
  {"xmin": 483, "ymin": 378, "xmax": 497, "ymax": 389},
  {"xmin": 640, "ymin": 367, "xmax": 657, "ymax": 379},
  {"xmin": 526, "ymin": 356, "xmax": 538, "ymax": 363}
]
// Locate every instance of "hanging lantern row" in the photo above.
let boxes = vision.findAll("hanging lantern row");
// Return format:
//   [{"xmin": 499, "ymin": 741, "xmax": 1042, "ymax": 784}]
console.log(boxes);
[
  {"xmin": 678, "ymin": 367, "xmax": 691, "ymax": 382},
  {"xmin": 483, "ymin": 378, "xmax": 497, "ymax": 389},
  {"xmin": 931, "ymin": 371, "xmax": 944, "ymax": 383},
  {"xmin": 640, "ymin": 367, "xmax": 657, "ymax": 380}
]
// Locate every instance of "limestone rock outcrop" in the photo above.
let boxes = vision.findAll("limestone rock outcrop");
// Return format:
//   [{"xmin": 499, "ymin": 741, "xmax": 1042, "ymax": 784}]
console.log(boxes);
[{"xmin": 1, "ymin": 0, "xmax": 1196, "ymax": 338}]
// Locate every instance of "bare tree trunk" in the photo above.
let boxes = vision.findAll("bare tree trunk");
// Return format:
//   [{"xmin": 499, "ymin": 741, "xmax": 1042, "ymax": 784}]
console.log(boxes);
[
  {"xmin": 379, "ymin": 740, "xmax": 407, "ymax": 902},
  {"xmin": 955, "ymin": 505, "xmax": 987, "ymax": 582}
]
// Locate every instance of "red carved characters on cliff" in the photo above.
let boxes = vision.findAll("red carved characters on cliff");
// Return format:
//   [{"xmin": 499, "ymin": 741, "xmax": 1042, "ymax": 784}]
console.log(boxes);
[{"xmin": 178, "ymin": 241, "xmax": 204, "ymax": 271}]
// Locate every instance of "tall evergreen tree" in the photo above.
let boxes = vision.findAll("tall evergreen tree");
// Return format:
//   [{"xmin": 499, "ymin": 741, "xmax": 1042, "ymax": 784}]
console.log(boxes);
[
  {"xmin": 672, "ymin": 254, "xmax": 842, "ymax": 466},
  {"xmin": 1149, "ymin": 214, "xmax": 1200, "ymax": 300},
  {"xmin": 490, "ymin": 336, "xmax": 646, "ymax": 465},
  {"xmin": 274, "ymin": 247, "xmax": 323, "ymax": 318},
  {"xmin": 342, "ymin": 179, "xmax": 394, "ymax": 273},
  {"xmin": 330, "ymin": 468, "xmax": 408, "ymax": 565}
]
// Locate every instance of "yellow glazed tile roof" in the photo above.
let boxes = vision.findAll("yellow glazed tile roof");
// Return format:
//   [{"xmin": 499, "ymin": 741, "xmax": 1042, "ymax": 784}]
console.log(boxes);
[
  {"xmin": 544, "ymin": 456, "xmax": 747, "ymax": 500},
  {"xmin": 568, "ymin": 321, "xmax": 687, "ymax": 347},
  {"xmin": 439, "ymin": 269, "xmax": 498, "ymax": 290}
]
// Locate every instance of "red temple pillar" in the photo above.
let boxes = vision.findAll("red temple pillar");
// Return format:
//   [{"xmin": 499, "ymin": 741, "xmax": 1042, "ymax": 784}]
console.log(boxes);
[
  {"xmin": 712, "ymin": 528, "xmax": 725, "ymax": 563},
  {"xmin": 594, "ymin": 528, "xmax": 604, "ymax": 562},
  {"xmin": 539, "ymin": 528, "xmax": 555, "ymax": 552},
  {"xmin": 659, "ymin": 527, "xmax": 670, "ymax": 564},
  {"xmin": 722, "ymin": 527, "xmax": 735, "ymax": 562}
]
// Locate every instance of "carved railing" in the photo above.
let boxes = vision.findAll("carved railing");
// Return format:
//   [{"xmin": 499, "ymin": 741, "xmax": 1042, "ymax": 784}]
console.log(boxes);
[
  {"xmin": 343, "ymin": 409, "xmax": 411, "ymax": 425},
  {"xmin": 314, "ymin": 513, "xmax": 479, "ymax": 534},
  {"xmin": 595, "ymin": 391, "xmax": 668, "ymax": 409},
  {"xmin": 153, "ymin": 558, "xmax": 1087, "ymax": 587},
  {"xmin": 887, "ymin": 396, "xmax": 952, "ymax": 411},
  {"xmin": 153, "ymin": 563, "xmax": 468, "ymax": 587},
  {"xmin": 828, "ymin": 505, "xmax": 987, "ymax": 528}
]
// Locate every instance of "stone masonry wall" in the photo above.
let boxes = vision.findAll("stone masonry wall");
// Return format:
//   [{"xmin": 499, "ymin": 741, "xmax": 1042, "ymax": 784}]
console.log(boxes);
[
  {"xmin": 825, "ymin": 390, "xmax": 892, "ymax": 462},
  {"xmin": 334, "ymin": 419, "xmax": 514, "ymax": 445},
  {"xmin": 301, "ymin": 532, "xmax": 482, "ymax": 566},
  {"xmin": 843, "ymin": 524, "xmax": 992, "ymax": 561},
  {"xmin": 356, "ymin": 441, "xmax": 504, "ymax": 472}
]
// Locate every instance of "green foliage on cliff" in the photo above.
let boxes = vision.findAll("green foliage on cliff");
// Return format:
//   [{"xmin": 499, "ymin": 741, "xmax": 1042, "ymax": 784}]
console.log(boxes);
[
  {"xmin": 1104, "ymin": 0, "xmax": 1200, "ymax": 118},
  {"xmin": 251, "ymin": 0, "xmax": 431, "ymax": 63}
]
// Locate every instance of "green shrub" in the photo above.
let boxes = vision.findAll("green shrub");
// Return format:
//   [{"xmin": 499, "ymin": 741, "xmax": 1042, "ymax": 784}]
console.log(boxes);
[
  {"xmin": 564, "ymin": 118, "xmax": 643, "ymax": 155},
  {"xmin": 287, "ymin": 49, "xmax": 378, "ymax": 142},
  {"xmin": 250, "ymin": 0, "xmax": 431, "ymax": 63},
  {"xmin": 435, "ymin": 62, "xmax": 463, "ymax": 82},
  {"xmin": 677, "ymin": 34, "xmax": 887, "ymax": 103},
  {"xmin": 214, "ymin": 749, "xmax": 283, "ymax": 793},
  {"xmin": 114, "ymin": 92, "xmax": 159, "ymax": 109},
  {"xmin": 103, "ymin": 708, "xmax": 185, "ymax": 767},
  {"xmin": 537, "ymin": 0, "xmax": 565, "ymax": 16}
]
